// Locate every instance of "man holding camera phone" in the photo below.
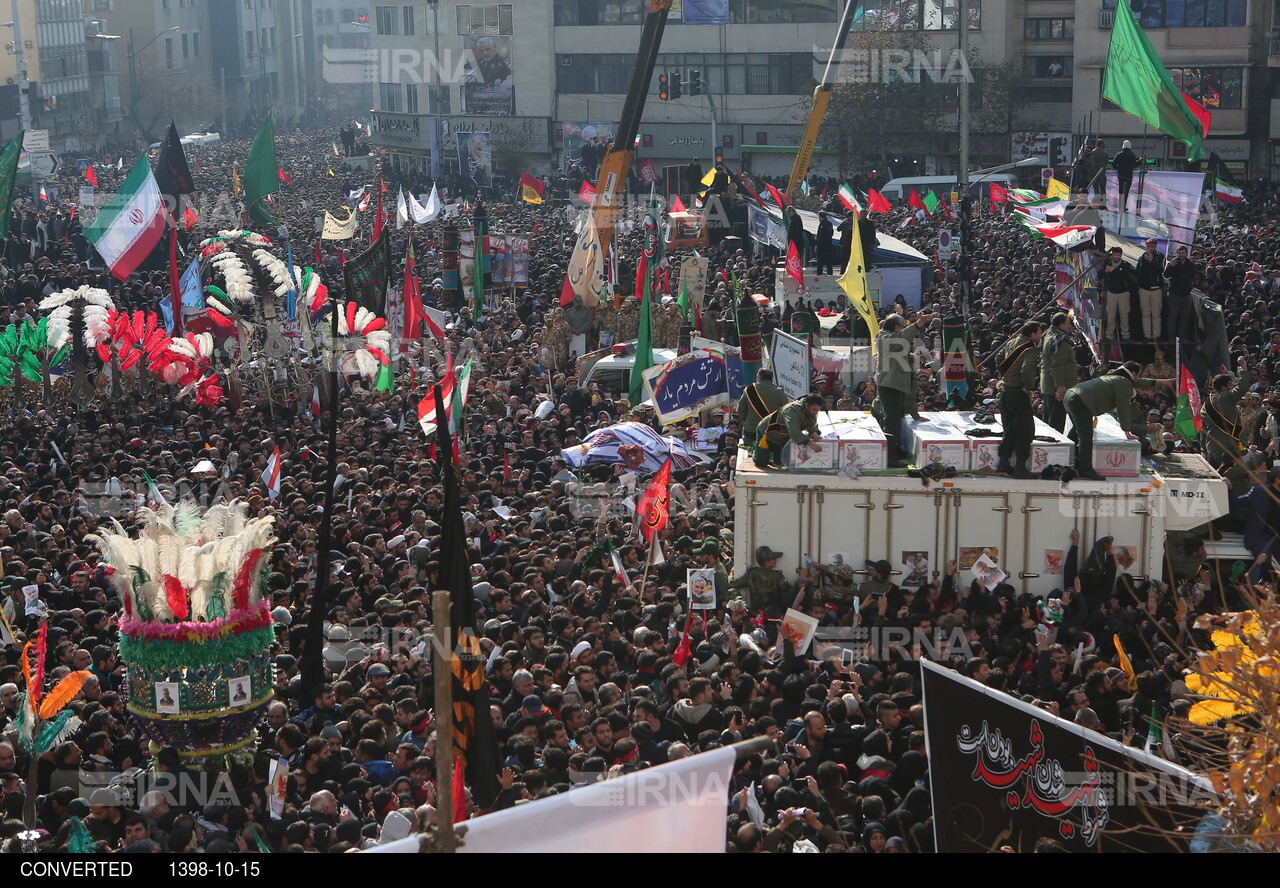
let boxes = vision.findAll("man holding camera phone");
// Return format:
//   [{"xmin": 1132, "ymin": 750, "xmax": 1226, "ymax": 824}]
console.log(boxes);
[
  {"xmin": 1163, "ymin": 244, "xmax": 1201, "ymax": 343},
  {"xmin": 1098, "ymin": 246, "xmax": 1135, "ymax": 343}
]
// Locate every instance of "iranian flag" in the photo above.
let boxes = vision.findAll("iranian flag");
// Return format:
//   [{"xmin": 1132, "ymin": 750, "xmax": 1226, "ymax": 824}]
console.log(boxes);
[
  {"xmin": 606, "ymin": 539, "xmax": 629, "ymax": 588},
  {"xmin": 1028, "ymin": 223, "xmax": 1096, "ymax": 249},
  {"xmin": 85, "ymin": 154, "xmax": 168, "ymax": 281},
  {"xmin": 262, "ymin": 446, "xmax": 281, "ymax": 500},
  {"xmin": 1214, "ymin": 178, "xmax": 1243, "ymax": 204},
  {"xmin": 1174, "ymin": 364, "xmax": 1202, "ymax": 442},
  {"xmin": 417, "ymin": 358, "xmax": 457, "ymax": 436},
  {"xmin": 837, "ymin": 183, "xmax": 861, "ymax": 214}
]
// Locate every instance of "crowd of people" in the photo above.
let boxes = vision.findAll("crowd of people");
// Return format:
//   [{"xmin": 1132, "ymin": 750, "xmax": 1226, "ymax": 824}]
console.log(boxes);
[{"xmin": 0, "ymin": 126, "xmax": 1272, "ymax": 854}]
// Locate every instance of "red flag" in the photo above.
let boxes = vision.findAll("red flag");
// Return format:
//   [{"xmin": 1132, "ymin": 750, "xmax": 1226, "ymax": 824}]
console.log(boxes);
[
  {"xmin": 907, "ymin": 189, "xmax": 927, "ymax": 211},
  {"xmin": 559, "ymin": 273, "xmax": 575, "ymax": 307},
  {"xmin": 84, "ymin": 163, "xmax": 97, "ymax": 187},
  {"xmin": 533, "ymin": 222, "xmax": 541, "ymax": 236},
  {"xmin": 167, "ymin": 224, "xmax": 183, "ymax": 336},
  {"xmin": 182, "ymin": 206, "xmax": 198, "ymax": 229},
  {"xmin": 310, "ymin": 385, "xmax": 321, "ymax": 418},
  {"xmin": 786, "ymin": 241, "xmax": 804, "ymax": 286},
  {"xmin": 867, "ymin": 189, "xmax": 892, "ymax": 213},
  {"xmin": 373, "ymin": 178, "xmax": 385, "ymax": 240},
  {"xmin": 634, "ymin": 249, "xmax": 649, "ymax": 304},
  {"xmin": 503, "ymin": 450, "xmax": 511, "ymax": 480},
  {"xmin": 637, "ymin": 458, "xmax": 672, "ymax": 543},
  {"xmin": 734, "ymin": 169, "xmax": 764, "ymax": 206},
  {"xmin": 403, "ymin": 241, "xmax": 423, "ymax": 341},
  {"xmin": 277, "ymin": 167, "xmax": 293, "ymax": 185},
  {"xmin": 670, "ymin": 195, "xmax": 687, "ymax": 213},
  {"xmin": 314, "ymin": 239, "xmax": 322, "ymax": 265},
  {"xmin": 1181, "ymin": 91, "xmax": 1212, "ymax": 138},
  {"xmin": 765, "ymin": 182, "xmax": 790, "ymax": 209},
  {"xmin": 671, "ymin": 604, "xmax": 694, "ymax": 668},
  {"xmin": 989, "ymin": 182, "xmax": 1010, "ymax": 204},
  {"xmin": 453, "ymin": 759, "xmax": 467, "ymax": 823},
  {"xmin": 577, "ymin": 181, "xmax": 595, "ymax": 204}
]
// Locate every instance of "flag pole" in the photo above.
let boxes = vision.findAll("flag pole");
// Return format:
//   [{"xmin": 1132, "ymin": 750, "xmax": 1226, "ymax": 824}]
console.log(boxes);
[
  {"xmin": 637, "ymin": 531, "xmax": 657, "ymax": 597},
  {"xmin": 299, "ymin": 282, "xmax": 343, "ymax": 698},
  {"xmin": 431, "ymin": 588, "xmax": 457, "ymax": 853}
]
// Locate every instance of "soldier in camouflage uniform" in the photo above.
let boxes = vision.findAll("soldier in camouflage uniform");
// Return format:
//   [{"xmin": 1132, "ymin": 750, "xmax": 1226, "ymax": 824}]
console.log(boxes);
[
  {"xmin": 653, "ymin": 302, "xmax": 684, "ymax": 349},
  {"xmin": 727, "ymin": 545, "xmax": 797, "ymax": 616},
  {"xmin": 616, "ymin": 296, "xmax": 641, "ymax": 343}
]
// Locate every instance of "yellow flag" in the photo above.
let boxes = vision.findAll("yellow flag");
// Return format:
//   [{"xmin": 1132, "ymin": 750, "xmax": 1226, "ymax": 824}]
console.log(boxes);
[
  {"xmin": 328, "ymin": 169, "xmax": 335, "ymax": 177},
  {"xmin": 1115, "ymin": 635, "xmax": 1136, "ymax": 687},
  {"xmin": 838, "ymin": 224, "xmax": 878, "ymax": 353},
  {"xmin": 700, "ymin": 168, "xmax": 717, "ymax": 187},
  {"xmin": 1046, "ymin": 177, "xmax": 1069, "ymax": 201},
  {"xmin": 232, "ymin": 164, "xmax": 241, "ymax": 197}
]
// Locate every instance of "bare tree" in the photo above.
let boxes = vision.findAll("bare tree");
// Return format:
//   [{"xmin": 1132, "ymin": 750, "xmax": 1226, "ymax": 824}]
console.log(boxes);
[{"xmin": 131, "ymin": 61, "xmax": 226, "ymax": 142}]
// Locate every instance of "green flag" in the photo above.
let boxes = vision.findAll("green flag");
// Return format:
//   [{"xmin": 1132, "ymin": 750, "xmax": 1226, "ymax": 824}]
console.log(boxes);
[
  {"xmin": 244, "ymin": 115, "xmax": 280, "ymax": 227},
  {"xmin": 676, "ymin": 278, "xmax": 693, "ymax": 325},
  {"xmin": 0, "ymin": 133, "xmax": 21, "ymax": 239},
  {"xmin": 375, "ymin": 363, "xmax": 394, "ymax": 393},
  {"xmin": 629, "ymin": 275, "xmax": 654, "ymax": 405},
  {"xmin": 1103, "ymin": 1, "xmax": 1204, "ymax": 161},
  {"xmin": 922, "ymin": 191, "xmax": 939, "ymax": 214}
]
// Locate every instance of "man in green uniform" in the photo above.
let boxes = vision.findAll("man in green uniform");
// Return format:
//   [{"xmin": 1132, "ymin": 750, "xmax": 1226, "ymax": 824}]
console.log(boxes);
[
  {"xmin": 858, "ymin": 559, "xmax": 894, "ymax": 607},
  {"xmin": 728, "ymin": 545, "xmax": 796, "ymax": 616},
  {"xmin": 1063, "ymin": 361, "xmax": 1160, "ymax": 481},
  {"xmin": 1203, "ymin": 357, "xmax": 1251, "ymax": 470},
  {"xmin": 753, "ymin": 394, "xmax": 825, "ymax": 469},
  {"xmin": 874, "ymin": 312, "xmax": 932, "ymax": 467},
  {"xmin": 694, "ymin": 538, "xmax": 730, "ymax": 600},
  {"xmin": 736, "ymin": 368, "xmax": 787, "ymax": 446},
  {"xmin": 995, "ymin": 321, "xmax": 1043, "ymax": 478},
  {"xmin": 1040, "ymin": 312, "xmax": 1076, "ymax": 432}
]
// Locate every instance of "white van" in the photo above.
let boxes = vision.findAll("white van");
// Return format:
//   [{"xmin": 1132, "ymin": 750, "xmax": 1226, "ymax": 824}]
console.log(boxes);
[
  {"xmin": 578, "ymin": 345, "xmax": 678, "ymax": 399},
  {"xmin": 880, "ymin": 173, "xmax": 1021, "ymax": 202}
]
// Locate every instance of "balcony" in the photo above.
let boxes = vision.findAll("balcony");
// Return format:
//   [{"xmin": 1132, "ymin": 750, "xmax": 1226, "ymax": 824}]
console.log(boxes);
[{"xmin": 1099, "ymin": 9, "xmax": 1113, "ymax": 28}]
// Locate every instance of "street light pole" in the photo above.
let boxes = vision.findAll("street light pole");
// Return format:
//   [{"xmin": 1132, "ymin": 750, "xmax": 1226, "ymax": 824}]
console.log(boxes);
[
  {"xmin": 9, "ymin": 0, "xmax": 30, "ymax": 132},
  {"xmin": 957, "ymin": 0, "xmax": 971, "ymax": 317},
  {"xmin": 428, "ymin": 0, "xmax": 442, "ymax": 178}
]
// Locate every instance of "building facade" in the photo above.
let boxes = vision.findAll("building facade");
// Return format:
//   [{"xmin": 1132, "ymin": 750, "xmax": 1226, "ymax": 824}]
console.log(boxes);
[{"xmin": 34, "ymin": 0, "xmax": 91, "ymax": 152}]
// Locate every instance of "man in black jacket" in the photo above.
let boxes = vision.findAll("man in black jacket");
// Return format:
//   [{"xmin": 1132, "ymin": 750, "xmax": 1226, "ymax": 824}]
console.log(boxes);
[
  {"xmin": 1098, "ymin": 246, "xmax": 1134, "ymax": 343},
  {"xmin": 1112, "ymin": 140, "xmax": 1139, "ymax": 212},
  {"xmin": 1163, "ymin": 245, "xmax": 1201, "ymax": 343},
  {"xmin": 1134, "ymin": 238, "xmax": 1166, "ymax": 343}
]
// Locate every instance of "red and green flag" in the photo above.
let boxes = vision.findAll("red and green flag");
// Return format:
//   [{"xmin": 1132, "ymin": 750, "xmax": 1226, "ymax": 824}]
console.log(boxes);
[
  {"xmin": 1174, "ymin": 364, "xmax": 1202, "ymax": 442},
  {"xmin": 84, "ymin": 154, "xmax": 168, "ymax": 281},
  {"xmin": 837, "ymin": 183, "xmax": 861, "ymax": 214},
  {"xmin": 1214, "ymin": 178, "xmax": 1243, "ymax": 204}
]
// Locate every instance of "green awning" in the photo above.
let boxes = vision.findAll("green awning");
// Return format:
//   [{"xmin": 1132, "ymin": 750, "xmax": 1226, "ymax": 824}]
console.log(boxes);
[{"xmin": 739, "ymin": 145, "xmax": 837, "ymax": 154}]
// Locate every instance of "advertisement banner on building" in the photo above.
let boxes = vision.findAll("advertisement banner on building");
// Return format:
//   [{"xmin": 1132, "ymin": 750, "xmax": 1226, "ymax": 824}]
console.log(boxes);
[
  {"xmin": 921, "ymin": 661, "xmax": 1214, "ymax": 853},
  {"xmin": 457, "ymin": 132, "xmax": 493, "ymax": 188},
  {"xmin": 463, "ymin": 36, "xmax": 514, "ymax": 116}
]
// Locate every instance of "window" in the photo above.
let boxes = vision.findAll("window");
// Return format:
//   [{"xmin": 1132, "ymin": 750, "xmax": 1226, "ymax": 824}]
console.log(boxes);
[
  {"xmin": 1024, "ymin": 17, "xmax": 1073, "ymax": 39},
  {"xmin": 376, "ymin": 5, "xmax": 398, "ymax": 34},
  {"xmin": 405, "ymin": 82, "xmax": 419, "ymax": 113},
  {"xmin": 457, "ymin": 4, "xmax": 514, "ymax": 35},
  {"xmin": 1024, "ymin": 56, "xmax": 1071, "ymax": 78},
  {"xmin": 560, "ymin": 51, "xmax": 813, "ymax": 94},
  {"xmin": 1123, "ymin": 0, "xmax": 1245, "ymax": 26},
  {"xmin": 403, "ymin": 5, "xmax": 415, "ymax": 34},
  {"xmin": 428, "ymin": 83, "xmax": 451, "ymax": 114},
  {"xmin": 342, "ymin": 7, "xmax": 356, "ymax": 22},
  {"xmin": 193, "ymin": 32, "xmax": 199, "ymax": 55},
  {"xmin": 165, "ymin": 37, "xmax": 173, "ymax": 68},
  {"xmin": 1168, "ymin": 66, "xmax": 1242, "ymax": 108},
  {"xmin": 317, "ymin": 8, "xmax": 325, "ymax": 23},
  {"xmin": 246, "ymin": 30, "xmax": 254, "ymax": 54},
  {"xmin": 379, "ymin": 81, "xmax": 401, "ymax": 111},
  {"xmin": 182, "ymin": 32, "xmax": 189, "ymax": 58},
  {"xmin": 855, "ymin": 0, "xmax": 981, "ymax": 30}
]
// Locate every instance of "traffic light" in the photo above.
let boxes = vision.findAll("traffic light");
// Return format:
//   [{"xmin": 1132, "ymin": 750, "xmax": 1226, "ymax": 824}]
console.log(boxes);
[
  {"xmin": 689, "ymin": 69, "xmax": 702, "ymax": 95},
  {"xmin": 658, "ymin": 72, "xmax": 670, "ymax": 101},
  {"xmin": 670, "ymin": 71, "xmax": 683, "ymax": 100}
]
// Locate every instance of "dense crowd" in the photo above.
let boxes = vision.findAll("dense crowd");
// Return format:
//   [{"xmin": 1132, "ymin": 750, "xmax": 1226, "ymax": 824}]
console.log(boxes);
[{"xmin": 0, "ymin": 126, "xmax": 1273, "ymax": 854}]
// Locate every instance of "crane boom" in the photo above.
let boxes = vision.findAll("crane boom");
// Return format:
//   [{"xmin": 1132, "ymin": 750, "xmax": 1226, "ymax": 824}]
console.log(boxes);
[
  {"xmin": 786, "ymin": 0, "xmax": 863, "ymax": 199},
  {"xmin": 591, "ymin": 0, "xmax": 674, "ymax": 263}
]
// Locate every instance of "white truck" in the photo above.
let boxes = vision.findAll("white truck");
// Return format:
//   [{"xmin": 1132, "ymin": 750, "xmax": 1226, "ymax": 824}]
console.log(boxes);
[{"xmin": 733, "ymin": 448, "xmax": 1231, "ymax": 598}]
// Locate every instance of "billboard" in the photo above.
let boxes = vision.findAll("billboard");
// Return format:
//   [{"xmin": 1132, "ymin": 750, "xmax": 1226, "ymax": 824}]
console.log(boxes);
[
  {"xmin": 457, "ymin": 132, "xmax": 493, "ymax": 188},
  {"xmin": 561, "ymin": 121, "xmax": 616, "ymax": 171},
  {"xmin": 463, "ymin": 36, "xmax": 514, "ymax": 116}
]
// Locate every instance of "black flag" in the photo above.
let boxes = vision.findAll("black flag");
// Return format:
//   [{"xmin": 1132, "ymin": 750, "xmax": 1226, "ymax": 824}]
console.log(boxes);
[
  {"xmin": 155, "ymin": 120, "xmax": 195, "ymax": 215},
  {"xmin": 434, "ymin": 384, "xmax": 501, "ymax": 811}
]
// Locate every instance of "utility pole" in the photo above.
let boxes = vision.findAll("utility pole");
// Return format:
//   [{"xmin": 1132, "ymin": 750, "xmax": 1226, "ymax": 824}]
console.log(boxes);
[
  {"xmin": 429, "ymin": 0, "xmax": 442, "ymax": 179},
  {"xmin": 956, "ymin": 0, "xmax": 971, "ymax": 316},
  {"xmin": 10, "ymin": 0, "xmax": 30, "ymax": 132}
]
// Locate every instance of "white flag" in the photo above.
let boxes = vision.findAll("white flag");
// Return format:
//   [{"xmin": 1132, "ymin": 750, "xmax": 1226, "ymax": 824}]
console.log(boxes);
[
  {"xmin": 567, "ymin": 211, "xmax": 609, "ymax": 308},
  {"xmin": 396, "ymin": 187, "xmax": 408, "ymax": 229},
  {"xmin": 410, "ymin": 185, "xmax": 440, "ymax": 224},
  {"xmin": 321, "ymin": 207, "xmax": 358, "ymax": 240}
]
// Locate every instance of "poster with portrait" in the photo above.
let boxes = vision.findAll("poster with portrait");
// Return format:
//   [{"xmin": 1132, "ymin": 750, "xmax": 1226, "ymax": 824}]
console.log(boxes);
[
  {"xmin": 825, "ymin": 552, "xmax": 850, "ymax": 570},
  {"xmin": 1044, "ymin": 548, "xmax": 1064, "ymax": 576},
  {"xmin": 457, "ymin": 132, "xmax": 493, "ymax": 188},
  {"xmin": 970, "ymin": 554, "xmax": 1007, "ymax": 592},
  {"xmin": 780, "ymin": 608, "xmax": 819, "ymax": 656},
  {"xmin": 155, "ymin": 681, "xmax": 181, "ymax": 714},
  {"xmin": 463, "ymin": 36, "xmax": 514, "ymax": 116},
  {"xmin": 958, "ymin": 546, "xmax": 998, "ymax": 572},
  {"xmin": 901, "ymin": 551, "xmax": 930, "ymax": 586},
  {"xmin": 228, "ymin": 675, "xmax": 252, "ymax": 706},
  {"xmin": 687, "ymin": 568, "xmax": 716, "ymax": 610}
]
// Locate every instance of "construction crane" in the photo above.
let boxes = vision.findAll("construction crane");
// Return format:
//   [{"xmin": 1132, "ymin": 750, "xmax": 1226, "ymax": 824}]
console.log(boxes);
[
  {"xmin": 785, "ymin": 0, "xmax": 863, "ymax": 200},
  {"xmin": 590, "ymin": 0, "xmax": 675, "ymax": 262}
]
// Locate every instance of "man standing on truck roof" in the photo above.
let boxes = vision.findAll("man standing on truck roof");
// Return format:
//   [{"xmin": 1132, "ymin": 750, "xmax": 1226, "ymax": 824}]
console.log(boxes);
[
  {"xmin": 753, "ymin": 394, "xmax": 824, "ymax": 469},
  {"xmin": 1063, "ymin": 361, "xmax": 1160, "ymax": 482},
  {"xmin": 874, "ymin": 312, "xmax": 932, "ymax": 467},
  {"xmin": 995, "ymin": 320, "xmax": 1043, "ymax": 479},
  {"xmin": 1204, "ymin": 357, "xmax": 1251, "ymax": 470},
  {"xmin": 737, "ymin": 368, "xmax": 787, "ymax": 446},
  {"xmin": 728, "ymin": 546, "xmax": 797, "ymax": 616},
  {"xmin": 1040, "ymin": 313, "xmax": 1077, "ymax": 433}
]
